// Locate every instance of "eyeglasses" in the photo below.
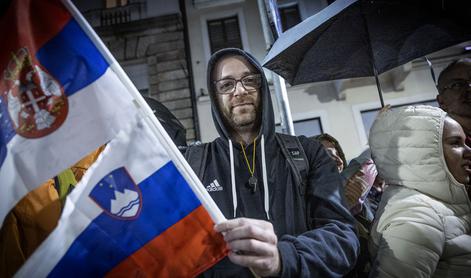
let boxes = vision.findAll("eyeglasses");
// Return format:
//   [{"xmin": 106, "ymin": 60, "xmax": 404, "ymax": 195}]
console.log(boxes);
[
  {"xmin": 214, "ymin": 74, "xmax": 261, "ymax": 95},
  {"xmin": 441, "ymin": 80, "xmax": 471, "ymax": 92}
]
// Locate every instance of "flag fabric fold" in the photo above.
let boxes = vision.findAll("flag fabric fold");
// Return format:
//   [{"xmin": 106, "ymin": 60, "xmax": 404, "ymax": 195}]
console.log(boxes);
[
  {"xmin": 0, "ymin": 0, "xmax": 138, "ymax": 223},
  {"xmin": 17, "ymin": 118, "xmax": 228, "ymax": 277}
]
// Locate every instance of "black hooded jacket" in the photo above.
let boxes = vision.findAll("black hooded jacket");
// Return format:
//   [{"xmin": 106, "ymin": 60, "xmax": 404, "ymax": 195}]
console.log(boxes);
[{"xmin": 187, "ymin": 48, "xmax": 359, "ymax": 277}]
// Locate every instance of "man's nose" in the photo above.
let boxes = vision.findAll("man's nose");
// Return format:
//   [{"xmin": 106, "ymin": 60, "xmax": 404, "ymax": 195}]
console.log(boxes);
[
  {"xmin": 464, "ymin": 82, "xmax": 471, "ymax": 92},
  {"xmin": 233, "ymin": 81, "xmax": 248, "ymax": 97},
  {"xmin": 464, "ymin": 142, "xmax": 471, "ymax": 159}
]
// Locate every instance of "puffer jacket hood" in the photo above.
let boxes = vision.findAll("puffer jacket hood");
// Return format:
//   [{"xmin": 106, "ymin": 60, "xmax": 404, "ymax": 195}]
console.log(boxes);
[
  {"xmin": 369, "ymin": 105, "xmax": 468, "ymax": 205},
  {"xmin": 206, "ymin": 48, "xmax": 275, "ymax": 143}
]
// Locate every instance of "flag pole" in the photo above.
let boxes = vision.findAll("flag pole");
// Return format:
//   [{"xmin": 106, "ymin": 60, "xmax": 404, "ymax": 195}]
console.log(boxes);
[{"xmin": 61, "ymin": 0, "xmax": 225, "ymax": 224}]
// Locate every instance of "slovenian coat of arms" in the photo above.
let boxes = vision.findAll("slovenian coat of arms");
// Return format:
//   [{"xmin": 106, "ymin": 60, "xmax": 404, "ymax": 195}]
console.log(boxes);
[
  {"xmin": 89, "ymin": 167, "xmax": 143, "ymax": 220},
  {"xmin": 1, "ymin": 47, "xmax": 68, "ymax": 138}
]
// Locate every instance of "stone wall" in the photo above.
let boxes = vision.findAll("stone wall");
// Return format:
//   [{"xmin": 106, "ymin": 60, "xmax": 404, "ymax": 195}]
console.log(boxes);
[{"xmin": 91, "ymin": 14, "xmax": 198, "ymax": 142}]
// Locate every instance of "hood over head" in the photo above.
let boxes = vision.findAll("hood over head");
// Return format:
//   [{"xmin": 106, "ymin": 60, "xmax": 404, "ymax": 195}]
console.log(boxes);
[
  {"xmin": 313, "ymin": 133, "xmax": 348, "ymax": 168},
  {"xmin": 206, "ymin": 48, "xmax": 275, "ymax": 142},
  {"xmin": 369, "ymin": 105, "xmax": 467, "ymax": 204}
]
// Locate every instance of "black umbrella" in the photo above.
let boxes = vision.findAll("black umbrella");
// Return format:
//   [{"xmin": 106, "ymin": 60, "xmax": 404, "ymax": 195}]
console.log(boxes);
[{"xmin": 263, "ymin": 0, "xmax": 471, "ymax": 107}]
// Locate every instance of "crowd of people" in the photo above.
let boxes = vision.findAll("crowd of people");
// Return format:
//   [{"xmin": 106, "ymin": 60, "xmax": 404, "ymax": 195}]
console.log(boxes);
[
  {"xmin": 1, "ymin": 49, "xmax": 470, "ymax": 277},
  {"xmin": 184, "ymin": 52, "xmax": 471, "ymax": 277}
]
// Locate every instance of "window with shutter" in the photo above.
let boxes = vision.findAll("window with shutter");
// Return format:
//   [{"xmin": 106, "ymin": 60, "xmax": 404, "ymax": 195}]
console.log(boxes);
[
  {"xmin": 279, "ymin": 4, "xmax": 301, "ymax": 32},
  {"xmin": 207, "ymin": 16, "xmax": 243, "ymax": 54}
]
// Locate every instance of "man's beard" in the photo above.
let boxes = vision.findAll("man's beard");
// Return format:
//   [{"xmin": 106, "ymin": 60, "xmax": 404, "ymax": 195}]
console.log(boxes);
[{"xmin": 229, "ymin": 105, "xmax": 257, "ymax": 128}]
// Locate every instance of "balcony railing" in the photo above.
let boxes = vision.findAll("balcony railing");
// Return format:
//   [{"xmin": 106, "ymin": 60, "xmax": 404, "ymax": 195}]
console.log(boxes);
[
  {"xmin": 82, "ymin": 1, "xmax": 146, "ymax": 27},
  {"xmin": 192, "ymin": 0, "xmax": 244, "ymax": 9}
]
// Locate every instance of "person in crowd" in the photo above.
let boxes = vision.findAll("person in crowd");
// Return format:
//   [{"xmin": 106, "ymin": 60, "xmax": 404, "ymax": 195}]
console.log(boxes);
[
  {"xmin": 314, "ymin": 134, "xmax": 381, "ymax": 220},
  {"xmin": 185, "ymin": 48, "xmax": 358, "ymax": 277},
  {"xmin": 437, "ymin": 58, "xmax": 471, "ymax": 145},
  {"xmin": 328, "ymin": 147, "xmax": 380, "ymax": 278},
  {"xmin": 0, "ymin": 146, "xmax": 104, "ymax": 277},
  {"xmin": 314, "ymin": 133, "xmax": 347, "ymax": 172},
  {"xmin": 369, "ymin": 105, "xmax": 471, "ymax": 277},
  {"xmin": 144, "ymin": 96, "xmax": 187, "ymax": 149},
  {"xmin": 342, "ymin": 149, "xmax": 385, "ymax": 222}
]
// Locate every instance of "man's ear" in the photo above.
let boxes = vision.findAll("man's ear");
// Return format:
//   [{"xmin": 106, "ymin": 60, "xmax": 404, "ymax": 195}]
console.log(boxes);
[{"xmin": 437, "ymin": 94, "xmax": 447, "ymax": 110}]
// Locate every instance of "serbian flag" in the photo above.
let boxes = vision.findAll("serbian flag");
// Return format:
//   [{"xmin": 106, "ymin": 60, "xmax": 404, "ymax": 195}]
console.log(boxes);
[
  {"xmin": 16, "ymin": 118, "xmax": 228, "ymax": 277},
  {"xmin": 0, "ymin": 0, "xmax": 139, "ymax": 223}
]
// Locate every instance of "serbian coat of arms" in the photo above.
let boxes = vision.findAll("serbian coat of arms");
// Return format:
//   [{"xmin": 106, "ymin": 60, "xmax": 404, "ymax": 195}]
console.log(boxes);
[{"xmin": 1, "ymin": 47, "xmax": 68, "ymax": 138}]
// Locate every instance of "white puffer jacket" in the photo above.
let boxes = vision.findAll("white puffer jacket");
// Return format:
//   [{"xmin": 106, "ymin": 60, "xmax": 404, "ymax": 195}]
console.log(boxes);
[{"xmin": 368, "ymin": 106, "xmax": 471, "ymax": 278}]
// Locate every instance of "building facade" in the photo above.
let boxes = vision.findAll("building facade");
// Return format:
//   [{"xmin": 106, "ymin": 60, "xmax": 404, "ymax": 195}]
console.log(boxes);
[
  {"xmin": 76, "ymin": 0, "xmax": 470, "ymax": 160},
  {"xmin": 75, "ymin": 0, "xmax": 199, "ymax": 142}
]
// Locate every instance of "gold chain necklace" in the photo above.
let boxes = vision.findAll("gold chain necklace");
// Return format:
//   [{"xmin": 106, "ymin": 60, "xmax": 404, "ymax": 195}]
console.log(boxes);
[{"xmin": 240, "ymin": 138, "xmax": 257, "ymax": 193}]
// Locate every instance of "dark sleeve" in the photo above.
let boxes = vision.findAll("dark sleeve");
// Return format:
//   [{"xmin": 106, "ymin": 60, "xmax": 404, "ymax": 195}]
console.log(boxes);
[
  {"xmin": 277, "ymin": 137, "xmax": 359, "ymax": 278},
  {"xmin": 183, "ymin": 143, "xmax": 207, "ymax": 176}
]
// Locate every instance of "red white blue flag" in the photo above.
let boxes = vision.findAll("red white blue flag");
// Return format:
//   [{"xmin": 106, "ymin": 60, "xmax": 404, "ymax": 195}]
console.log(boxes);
[
  {"xmin": 0, "ymin": 0, "xmax": 138, "ymax": 223},
  {"xmin": 1, "ymin": 0, "xmax": 227, "ymax": 275},
  {"xmin": 17, "ymin": 118, "xmax": 227, "ymax": 277}
]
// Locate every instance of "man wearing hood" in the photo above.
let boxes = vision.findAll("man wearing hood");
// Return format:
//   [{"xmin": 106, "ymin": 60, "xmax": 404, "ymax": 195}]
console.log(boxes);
[
  {"xmin": 437, "ymin": 58, "xmax": 471, "ymax": 145},
  {"xmin": 186, "ymin": 48, "xmax": 358, "ymax": 277}
]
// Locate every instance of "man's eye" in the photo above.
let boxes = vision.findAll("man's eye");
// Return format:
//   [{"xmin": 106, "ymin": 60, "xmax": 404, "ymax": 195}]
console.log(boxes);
[
  {"xmin": 218, "ymin": 81, "xmax": 234, "ymax": 91},
  {"xmin": 448, "ymin": 139, "xmax": 461, "ymax": 146},
  {"xmin": 243, "ymin": 77, "xmax": 255, "ymax": 83},
  {"xmin": 243, "ymin": 75, "xmax": 260, "ymax": 86},
  {"xmin": 450, "ymin": 81, "xmax": 467, "ymax": 89}
]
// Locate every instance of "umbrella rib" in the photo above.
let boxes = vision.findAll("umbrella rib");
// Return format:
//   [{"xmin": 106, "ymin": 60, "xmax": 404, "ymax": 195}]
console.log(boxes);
[{"xmin": 359, "ymin": 3, "xmax": 385, "ymax": 107}]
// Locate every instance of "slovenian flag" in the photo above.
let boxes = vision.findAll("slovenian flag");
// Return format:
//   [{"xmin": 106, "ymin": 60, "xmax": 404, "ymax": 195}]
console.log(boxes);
[
  {"xmin": 16, "ymin": 118, "xmax": 228, "ymax": 277},
  {"xmin": 0, "ymin": 0, "xmax": 139, "ymax": 223}
]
